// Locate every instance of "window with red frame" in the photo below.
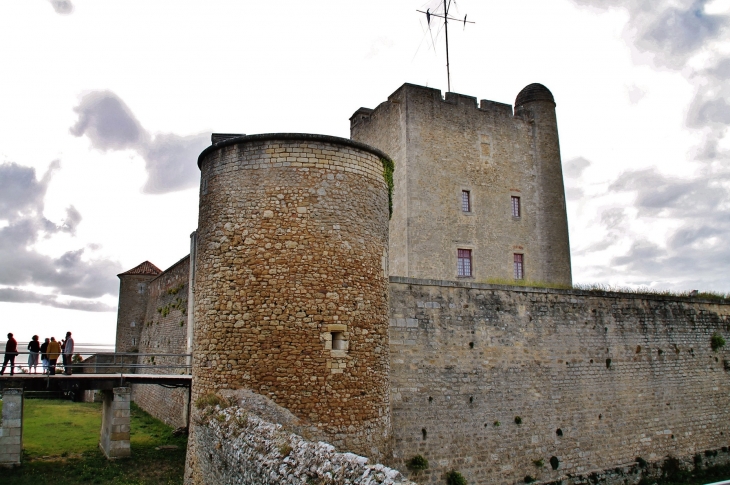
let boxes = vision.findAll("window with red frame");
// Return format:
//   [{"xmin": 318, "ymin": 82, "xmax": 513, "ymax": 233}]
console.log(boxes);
[
  {"xmin": 514, "ymin": 253, "xmax": 524, "ymax": 280},
  {"xmin": 458, "ymin": 249, "xmax": 472, "ymax": 277},
  {"xmin": 462, "ymin": 190, "xmax": 471, "ymax": 212},
  {"xmin": 511, "ymin": 196, "xmax": 521, "ymax": 217}
]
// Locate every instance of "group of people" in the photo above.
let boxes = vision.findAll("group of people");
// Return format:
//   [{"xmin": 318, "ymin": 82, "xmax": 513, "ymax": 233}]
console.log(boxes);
[{"xmin": 1, "ymin": 331, "xmax": 75, "ymax": 376}]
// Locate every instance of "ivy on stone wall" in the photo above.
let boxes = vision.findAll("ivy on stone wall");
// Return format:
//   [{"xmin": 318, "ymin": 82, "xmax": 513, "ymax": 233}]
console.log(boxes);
[{"xmin": 380, "ymin": 157, "xmax": 394, "ymax": 219}]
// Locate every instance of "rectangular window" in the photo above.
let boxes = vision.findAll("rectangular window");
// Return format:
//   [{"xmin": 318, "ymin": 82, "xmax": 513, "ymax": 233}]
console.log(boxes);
[
  {"xmin": 514, "ymin": 253, "xmax": 524, "ymax": 280},
  {"xmin": 458, "ymin": 249, "xmax": 472, "ymax": 277},
  {"xmin": 511, "ymin": 196, "xmax": 521, "ymax": 217},
  {"xmin": 461, "ymin": 190, "xmax": 471, "ymax": 212}
]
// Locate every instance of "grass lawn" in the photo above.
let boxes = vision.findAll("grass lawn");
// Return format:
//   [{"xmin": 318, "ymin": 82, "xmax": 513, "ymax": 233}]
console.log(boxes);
[{"xmin": 3, "ymin": 398, "xmax": 187, "ymax": 485}]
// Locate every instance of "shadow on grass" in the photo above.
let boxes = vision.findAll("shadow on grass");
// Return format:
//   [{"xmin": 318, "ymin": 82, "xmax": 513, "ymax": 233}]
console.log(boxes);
[{"xmin": 5, "ymin": 399, "xmax": 187, "ymax": 485}]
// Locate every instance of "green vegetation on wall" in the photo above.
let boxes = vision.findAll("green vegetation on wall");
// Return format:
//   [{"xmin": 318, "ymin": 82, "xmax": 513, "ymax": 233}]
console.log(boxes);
[{"xmin": 380, "ymin": 156, "xmax": 394, "ymax": 218}]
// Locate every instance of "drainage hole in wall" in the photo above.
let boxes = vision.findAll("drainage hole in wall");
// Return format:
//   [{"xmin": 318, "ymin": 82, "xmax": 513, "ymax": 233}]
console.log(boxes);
[
  {"xmin": 550, "ymin": 456, "xmax": 560, "ymax": 470},
  {"xmin": 469, "ymin": 342, "xmax": 474, "ymax": 349},
  {"xmin": 428, "ymin": 396, "xmax": 433, "ymax": 402},
  {"xmin": 599, "ymin": 414, "xmax": 602, "ymax": 420},
  {"xmin": 470, "ymin": 396, "xmax": 474, "ymax": 403},
  {"xmin": 556, "ymin": 428, "xmax": 563, "ymax": 437},
  {"xmin": 606, "ymin": 358, "xmax": 612, "ymax": 369},
  {"xmin": 590, "ymin": 359, "xmax": 594, "ymax": 364},
  {"xmin": 658, "ymin": 349, "xmax": 663, "ymax": 355},
  {"xmin": 422, "ymin": 428, "xmax": 427, "ymax": 440},
  {"xmin": 671, "ymin": 435, "xmax": 675, "ymax": 439}
]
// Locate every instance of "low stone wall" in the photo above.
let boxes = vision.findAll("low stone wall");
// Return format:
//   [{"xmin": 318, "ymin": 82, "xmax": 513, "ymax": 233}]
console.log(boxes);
[{"xmin": 185, "ymin": 389, "xmax": 414, "ymax": 485}]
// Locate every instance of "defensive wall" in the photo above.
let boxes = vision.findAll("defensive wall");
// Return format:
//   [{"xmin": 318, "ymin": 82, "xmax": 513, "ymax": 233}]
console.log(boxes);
[
  {"xmin": 388, "ymin": 277, "xmax": 730, "ymax": 484},
  {"xmin": 132, "ymin": 255, "xmax": 191, "ymax": 429}
]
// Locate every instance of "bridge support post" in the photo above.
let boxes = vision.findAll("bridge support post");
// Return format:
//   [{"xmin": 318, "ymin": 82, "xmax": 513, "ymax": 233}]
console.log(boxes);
[
  {"xmin": 0, "ymin": 388, "xmax": 23, "ymax": 467},
  {"xmin": 100, "ymin": 387, "xmax": 131, "ymax": 459}
]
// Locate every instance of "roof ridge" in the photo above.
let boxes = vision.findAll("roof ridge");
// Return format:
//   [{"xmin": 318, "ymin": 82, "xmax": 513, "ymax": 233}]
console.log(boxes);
[{"xmin": 118, "ymin": 260, "xmax": 162, "ymax": 277}]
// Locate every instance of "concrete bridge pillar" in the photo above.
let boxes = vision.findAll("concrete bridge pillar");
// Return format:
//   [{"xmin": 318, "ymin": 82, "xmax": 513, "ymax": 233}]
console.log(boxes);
[
  {"xmin": 100, "ymin": 387, "xmax": 131, "ymax": 459},
  {"xmin": 0, "ymin": 388, "xmax": 23, "ymax": 467}
]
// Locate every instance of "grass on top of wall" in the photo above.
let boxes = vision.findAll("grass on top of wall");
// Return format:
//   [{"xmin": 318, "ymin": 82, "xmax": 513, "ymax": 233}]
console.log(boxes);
[
  {"xmin": 479, "ymin": 278, "xmax": 730, "ymax": 302},
  {"xmin": 3, "ymin": 399, "xmax": 187, "ymax": 485}
]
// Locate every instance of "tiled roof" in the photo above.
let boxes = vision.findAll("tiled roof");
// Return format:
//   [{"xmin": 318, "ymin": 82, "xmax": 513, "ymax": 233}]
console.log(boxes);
[{"xmin": 118, "ymin": 261, "xmax": 162, "ymax": 277}]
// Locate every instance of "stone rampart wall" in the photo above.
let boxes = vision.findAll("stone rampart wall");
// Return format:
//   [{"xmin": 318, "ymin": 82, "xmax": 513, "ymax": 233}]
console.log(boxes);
[
  {"xmin": 186, "ymin": 389, "xmax": 414, "ymax": 485},
  {"xmin": 133, "ymin": 256, "xmax": 190, "ymax": 428},
  {"xmin": 388, "ymin": 277, "xmax": 730, "ymax": 484}
]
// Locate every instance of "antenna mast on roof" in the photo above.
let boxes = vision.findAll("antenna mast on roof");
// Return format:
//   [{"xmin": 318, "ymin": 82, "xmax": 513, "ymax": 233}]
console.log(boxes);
[{"xmin": 417, "ymin": 1, "xmax": 474, "ymax": 92}]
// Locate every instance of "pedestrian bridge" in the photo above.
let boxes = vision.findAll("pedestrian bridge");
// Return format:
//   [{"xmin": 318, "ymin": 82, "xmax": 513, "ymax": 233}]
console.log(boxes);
[{"xmin": 0, "ymin": 353, "xmax": 191, "ymax": 466}]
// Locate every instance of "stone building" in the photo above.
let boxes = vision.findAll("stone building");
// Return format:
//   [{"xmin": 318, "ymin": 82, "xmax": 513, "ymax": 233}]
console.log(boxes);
[
  {"xmin": 114, "ymin": 83, "xmax": 730, "ymax": 485},
  {"xmin": 350, "ymin": 83, "xmax": 571, "ymax": 286}
]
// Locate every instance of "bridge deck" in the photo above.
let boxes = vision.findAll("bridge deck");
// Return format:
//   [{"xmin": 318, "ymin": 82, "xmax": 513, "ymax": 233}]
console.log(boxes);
[{"xmin": 0, "ymin": 373, "xmax": 191, "ymax": 392}]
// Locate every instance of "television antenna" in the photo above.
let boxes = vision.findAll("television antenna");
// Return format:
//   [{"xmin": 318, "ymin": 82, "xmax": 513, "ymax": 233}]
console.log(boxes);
[{"xmin": 417, "ymin": 1, "xmax": 475, "ymax": 92}]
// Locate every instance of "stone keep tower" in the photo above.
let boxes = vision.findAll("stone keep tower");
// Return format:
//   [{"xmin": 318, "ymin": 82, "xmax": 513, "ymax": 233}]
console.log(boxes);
[
  {"xmin": 115, "ymin": 261, "xmax": 162, "ymax": 353},
  {"xmin": 350, "ymin": 83, "xmax": 572, "ymax": 286},
  {"xmin": 190, "ymin": 134, "xmax": 392, "ymax": 460}
]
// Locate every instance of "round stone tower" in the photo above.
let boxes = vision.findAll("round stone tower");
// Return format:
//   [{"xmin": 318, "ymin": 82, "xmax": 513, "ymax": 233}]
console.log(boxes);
[
  {"xmin": 515, "ymin": 83, "xmax": 572, "ymax": 286},
  {"xmin": 190, "ymin": 133, "xmax": 392, "ymax": 459}
]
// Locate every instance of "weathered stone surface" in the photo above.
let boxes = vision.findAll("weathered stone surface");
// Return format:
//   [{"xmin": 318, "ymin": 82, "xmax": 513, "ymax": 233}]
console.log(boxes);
[
  {"xmin": 0, "ymin": 389, "xmax": 23, "ymax": 467},
  {"xmin": 351, "ymin": 83, "xmax": 572, "ymax": 286},
  {"xmin": 99, "ymin": 387, "xmax": 132, "ymax": 459},
  {"xmin": 186, "ymin": 134, "xmax": 391, "ymax": 483},
  {"xmin": 132, "ymin": 255, "xmax": 190, "ymax": 428},
  {"xmin": 389, "ymin": 278, "xmax": 730, "ymax": 484},
  {"xmin": 189, "ymin": 389, "xmax": 414, "ymax": 485}
]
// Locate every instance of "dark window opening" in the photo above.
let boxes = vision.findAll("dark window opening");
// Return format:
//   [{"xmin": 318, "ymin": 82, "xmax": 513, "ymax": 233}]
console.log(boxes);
[{"xmin": 331, "ymin": 332, "xmax": 346, "ymax": 351}]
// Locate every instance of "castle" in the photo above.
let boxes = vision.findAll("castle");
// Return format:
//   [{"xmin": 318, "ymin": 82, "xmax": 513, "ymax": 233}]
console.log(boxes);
[{"xmin": 115, "ymin": 83, "xmax": 730, "ymax": 485}]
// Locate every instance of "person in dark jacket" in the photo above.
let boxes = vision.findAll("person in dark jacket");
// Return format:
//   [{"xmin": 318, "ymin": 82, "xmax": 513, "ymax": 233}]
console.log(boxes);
[
  {"xmin": 40, "ymin": 337, "xmax": 50, "ymax": 374},
  {"xmin": 27, "ymin": 335, "xmax": 41, "ymax": 373},
  {"xmin": 1, "ymin": 333, "xmax": 18, "ymax": 376}
]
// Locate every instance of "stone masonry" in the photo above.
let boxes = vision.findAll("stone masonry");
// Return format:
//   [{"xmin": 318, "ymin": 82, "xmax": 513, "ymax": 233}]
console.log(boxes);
[
  {"xmin": 388, "ymin": 277, "xmax": 730, "ymax": 484},
  {"xmin": 0, "ymin": 389, "xmax": 23, "ymax": 467},
  {"xmin": 115, "ymin": 261, "xmax": 162, "ymax": 353},
  {"xmin": 189, "ymin": 389, "xmax": 415, "ymax": 485},
  {"xmin": 185, "ymin": 133, "xmax": 392, "ymax": 483},
  {"xmin": 132, "ymin": 255, "xmax": 190, "ymax": 428},
  {"xmin": 99, "ymin": 387, "xmax": 132, "ymax": 459},
  {"xmin": 351, "ymin": 83, "xmax": 572, "ymax": 286}
]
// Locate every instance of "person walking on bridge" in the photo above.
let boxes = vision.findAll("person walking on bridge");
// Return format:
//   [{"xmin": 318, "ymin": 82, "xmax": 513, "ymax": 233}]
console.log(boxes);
[
  {"xmin": 47, "ymin": 337, "xmax": 61, "ymax": 376},
  {"xmin": 1, "ymin": 333, "xmax": 18, "ymax": 376}
]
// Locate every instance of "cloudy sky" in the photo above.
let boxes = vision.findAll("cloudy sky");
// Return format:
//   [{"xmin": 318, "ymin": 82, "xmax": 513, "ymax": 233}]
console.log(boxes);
[{"xmin": 1, "ymin": 0, "xmax": 729, "ymax": 344}]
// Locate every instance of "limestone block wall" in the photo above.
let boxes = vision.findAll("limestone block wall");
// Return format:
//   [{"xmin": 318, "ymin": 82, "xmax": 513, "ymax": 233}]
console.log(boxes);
[
  {"xmin": 190, "ymin": 133, "xmax": 391, "ymax": 466},
  {"xmin": 351, "ymin": 83, "xmax": 572, "ymax": 286},
  {"xmin": 0, "ymin": 389, "xmax": 23, "ymax": 466},
  {"xmin": 187, "ymin": 389, "xmax": 414, "ymax": 485},
  {"xmin": 133, "ymin": 256, "xmax": 190, "ymax": 428},
  {"xmin": 388, "ymin": 277, "xmax": 730, "ymax": 484}
]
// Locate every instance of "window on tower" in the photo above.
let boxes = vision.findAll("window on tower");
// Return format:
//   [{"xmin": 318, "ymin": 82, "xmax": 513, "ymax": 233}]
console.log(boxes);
[
  {"xmin": 514, "ymin": 253, "xmax": 524, "ymax": 280},
  {"xmin": 511, "ymin": 196, "xmax": 521, "ymax": 218},
  {"xmin": 458, "ymin": 249, "xmax": 472, "ymax": 277},
  {"xmin": 462, "ymin": 190, "xmax": 471, "ymax": 212}
]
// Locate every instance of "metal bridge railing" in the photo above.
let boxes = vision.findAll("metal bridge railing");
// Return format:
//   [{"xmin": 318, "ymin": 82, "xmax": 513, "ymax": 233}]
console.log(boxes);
[{"xmin": 1, "ymin": 351, "xmax": 192, "ymax": 375}]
